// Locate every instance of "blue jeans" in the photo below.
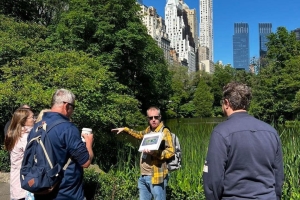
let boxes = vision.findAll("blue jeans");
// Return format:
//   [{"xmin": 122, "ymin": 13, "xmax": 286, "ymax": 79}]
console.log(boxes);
[{"xmin": 138, "ymin": 175, "xmax": 169, "ymax": 200}]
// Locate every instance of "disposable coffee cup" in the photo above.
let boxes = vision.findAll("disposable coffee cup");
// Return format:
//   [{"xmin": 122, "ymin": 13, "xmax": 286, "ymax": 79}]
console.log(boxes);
[
  {"xmin": 81, "ymin": 128, "xmax": 92, "ymax": 142},
  {"xmin": 82, "ymin": 128, "xmax": 92, "ymax": 134}
]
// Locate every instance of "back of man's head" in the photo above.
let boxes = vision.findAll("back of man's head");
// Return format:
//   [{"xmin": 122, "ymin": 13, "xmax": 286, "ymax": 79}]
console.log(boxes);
[
  {"xmin": 51, "ymin": 89, "xmax": 75, "ymax": 107},
  {"xmin": 222, "ymin": 82, "xmax": 252, "ymax": 111}
]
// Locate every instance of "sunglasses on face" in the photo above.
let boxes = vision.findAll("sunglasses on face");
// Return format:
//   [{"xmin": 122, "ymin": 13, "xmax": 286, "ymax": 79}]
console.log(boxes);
[
  {"xmin": 147, "ymin": 116, "xmax": 160, "ymax": 120},
  {"xmin": 63, "ymin": 101, "xmax": 76, "ymax": 109}
]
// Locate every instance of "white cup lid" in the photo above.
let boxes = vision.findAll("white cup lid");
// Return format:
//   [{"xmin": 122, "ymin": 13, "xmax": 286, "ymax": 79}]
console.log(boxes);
[{"xmin": 82, "ymin": 128, "xmax": 92, "ymax": 132}]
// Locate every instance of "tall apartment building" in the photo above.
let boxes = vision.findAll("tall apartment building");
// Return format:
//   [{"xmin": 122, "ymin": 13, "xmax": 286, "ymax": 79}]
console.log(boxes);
[
  {"xmin": 138, "ymin": 5, "xmax": 172, "ymax": 64},
  {"xmin": 199, "ymin": 0, "xmax": 214, "ymax": 73},
  {"xmin": 165, "ymin": 0, "xmax": 197, "ymax": 72},
  {"xmin": 259, "ymin": 23, "xmax": 272, "ymax": 58},
  {"xmin": 233, "ymin": 23, "xmax": 250, "ymax": 70}
]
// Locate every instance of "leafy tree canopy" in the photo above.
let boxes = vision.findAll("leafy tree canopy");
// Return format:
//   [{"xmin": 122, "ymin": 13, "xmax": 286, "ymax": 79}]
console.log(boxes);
[
  {"xmin": 250, "ymin": 27, "xmax": 300, "ymax": 123},
  {"xmin": 46, "ymin": 0, "xmax": 172, "ymax": 111},
  {"xmin": 0, "ymin": 51, "xmax": 144, "ymax": 130}
]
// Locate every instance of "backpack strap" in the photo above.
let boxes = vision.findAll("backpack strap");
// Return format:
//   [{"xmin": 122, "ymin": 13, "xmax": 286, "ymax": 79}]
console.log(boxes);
[
  {"xmin": 46, "ymin": 119, "xmax": 70, "ymax": 133},
  {"xmin": 40, "ymin": 119, "xmax": 72, "ymax": 170},
  {"xmin": 159, "ymin": 126, "xmax": 170, "ymax": 133}
]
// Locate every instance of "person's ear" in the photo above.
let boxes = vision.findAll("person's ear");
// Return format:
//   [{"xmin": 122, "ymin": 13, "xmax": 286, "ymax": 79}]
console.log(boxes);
[{"xmin": 224, "ymin": 99, "xmax": 230, "ymax": 108}]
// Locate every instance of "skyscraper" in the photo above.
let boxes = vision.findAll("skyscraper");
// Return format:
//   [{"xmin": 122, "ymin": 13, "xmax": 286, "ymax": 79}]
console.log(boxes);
[
  {"xmin": 199, "ymin": 0, "xmax": 213, "ymax": 61},
  {"xmin": 259, "ymin": 23, "xmax": 272, "ymax": 58},
  {"xmin": 233, "ymin": 23, "xmax": 249, "ymax": 70},
  {"xmin": 138, "ymin": 5, "xmax": 171, "ymax": 64},
  {"xmin": 165, "ymin": 0, "xmax": 196, "ymax": 72}
]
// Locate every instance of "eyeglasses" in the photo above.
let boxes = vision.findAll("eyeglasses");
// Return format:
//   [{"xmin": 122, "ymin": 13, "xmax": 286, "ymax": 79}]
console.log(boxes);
[
  {"xmin": 63, "ymin": 101, "xmax": 76, "ymax": 109},
  {"xmin": 27, "ymin": 115, "xmax": 36, "ymax": 121},
  {"xmin": 147, "ymin": 116, "xmax": 160, "ymax": 120}
]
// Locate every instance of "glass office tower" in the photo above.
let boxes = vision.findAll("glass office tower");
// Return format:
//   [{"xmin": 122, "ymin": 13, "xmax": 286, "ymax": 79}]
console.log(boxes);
[
  {"xmin": 259, "ymin": 23, "xmax": 272, "ymax": 58},
  {"xmin": 233, "ymin": 23, "xmax": 249, "ymax": 70}
]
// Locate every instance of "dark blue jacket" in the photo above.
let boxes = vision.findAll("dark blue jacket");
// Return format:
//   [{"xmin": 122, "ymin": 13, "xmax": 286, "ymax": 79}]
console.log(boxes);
[
  {"xmin": 203, "ymin": 112, "xmax": 284, "ymax": 200},
  {"xmin": 28, "ymin": 112, "xmax": 89, "ymax": 200}
]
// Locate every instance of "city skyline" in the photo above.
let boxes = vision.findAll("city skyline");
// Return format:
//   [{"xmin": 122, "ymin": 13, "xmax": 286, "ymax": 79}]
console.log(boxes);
[{"xmin": 142, "ymin": 0, "xmax": 300, "ymax": 66}]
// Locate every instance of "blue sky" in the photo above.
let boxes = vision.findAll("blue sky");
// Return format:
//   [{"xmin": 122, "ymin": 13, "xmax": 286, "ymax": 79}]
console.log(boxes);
[{"xmin": 142, "ymin": 0, "xmax": 300, "ymax": 66}]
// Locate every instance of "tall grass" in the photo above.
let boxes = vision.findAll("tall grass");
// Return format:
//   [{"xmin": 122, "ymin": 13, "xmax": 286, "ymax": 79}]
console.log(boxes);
[
  {"xmin": 165, "ymin": 118, "xmax": 216, "ymax": 199},
  {"xmin": 91, "ymin": 118, "xmax": 300, "ymax": 199},
  {"xmin": 279, "ymin": 125, "xmax": 300, "ymax": 199}
]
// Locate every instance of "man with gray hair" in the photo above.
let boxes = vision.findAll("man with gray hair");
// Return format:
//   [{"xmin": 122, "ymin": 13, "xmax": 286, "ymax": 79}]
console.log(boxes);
[
  {"xmin": 203, "ymin": 82, "xmax": 284, "ymax": 200},
  {"xmin": 28, "ymin": 88, "xmax": 94, "ymax": 200}
]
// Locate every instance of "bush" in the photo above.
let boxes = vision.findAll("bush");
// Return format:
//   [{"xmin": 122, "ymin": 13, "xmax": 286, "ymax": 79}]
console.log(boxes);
[
  {"xmin": 83, "ymin": 168, "xmax": 101, "ymax": 200},
  {"xmin": 0, "ymin": 145, "xmax": 10, "ymax": 172}
]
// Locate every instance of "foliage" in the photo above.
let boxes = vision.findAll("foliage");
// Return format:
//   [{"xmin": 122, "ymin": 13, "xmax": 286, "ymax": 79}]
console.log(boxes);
[
  {"xmin": 84, "ymin": 167, "xmax": 139, "ymax": 200},
  {"xmin": 0, "ymin": 15, "xmax": 48, "ymax": 66},
  {"xmin": 266, "ymin": 27, "xmax": 300, "ymax": 64},
  {"xmin": 0, "ymin": 51, "xmax": 144, "ymax": 129},
  {"xmin": 0, "ymin": 0, "xmax": 68, "ymax": 26},
  {"xmin": 0, "ymin": 50, "xmax": 146, "ymax": 170},
  {"xmin": 211, "ymin": 64, "xmax": 234, "ymax": 107},
  {"xmin": 279, "ymin": 126, "xmax": 300, "ymax": 199},
  {"xmin": 250, "ymin": 28, "xmax": 300, "ymax": 123},
  {"xmin": 193, "ymin": 79, "xmax": 214, "ymax": 117},
  {"xmin": 179, "ymin": 102, "xmax": 196, "ymax": 118},
  {"xmin": 83, "ymin": 168, "xmax": 100, "ymax": 200},
  {"xmin": 82, "ymin": 119, "xmax": 300, "ymax": 199},
  {"xmin": 0, "ymin": 145, "xmax": 10, "ymax": 172},
  {"xmin": 292, "ymin": 90, "xmax": 300, "ymax": 120},
  {"xmin": 47, "ymin": 0, "xmax": 172, "ymax": 112},
  {"xmin": 167, "ymin": 65, "xmax": 201, "ymax": 118}
]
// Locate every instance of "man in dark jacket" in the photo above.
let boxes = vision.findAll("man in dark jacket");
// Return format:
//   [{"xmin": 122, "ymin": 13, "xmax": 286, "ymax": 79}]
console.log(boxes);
[
  {"xmin": 28, "ymin": 89, "xmax": 94, "ymax": 200},
  {"xmin": 203, "ymin": 82, "xmax": 284, "ymax": 200}
]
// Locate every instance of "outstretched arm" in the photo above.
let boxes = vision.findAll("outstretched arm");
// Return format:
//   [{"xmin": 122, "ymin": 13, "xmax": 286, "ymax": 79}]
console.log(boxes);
[
  {"xmin": 111, "ymin": 127, "xmax": 148, "ymax": 140},
  {"xmin": 111, "ymin": 127, "xmax": 125, "ymax": 134}
]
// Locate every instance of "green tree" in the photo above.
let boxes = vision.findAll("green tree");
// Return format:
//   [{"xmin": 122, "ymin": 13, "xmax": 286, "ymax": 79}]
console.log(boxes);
[
  {"xmin": 193, "ymin": 79, "xmax": 214, "ymax": 117},
  {"xmin": 0, "ymin": 51, "xmax": 143, "ymax": 129},
  {"xmin": 0, "ymin": 15, "xmax": 48, "ymax": 66},
  {"xmin": 211, "ymin": 64, "xmax": 234, "ymax": 107},
  {"xmin": 0, "ymin": 0, "xmax": 68, "ymax": 25},
  {"xmin": 267, "ymin": 27, "xmax": 300, "ymax": 64},
  {"xmin": 47, "ymin": 0, "xmax": 172, "ymax": 111},
  {"xmin": 250, "ymin": 27, "xmax": 300, "ymax": 122}
]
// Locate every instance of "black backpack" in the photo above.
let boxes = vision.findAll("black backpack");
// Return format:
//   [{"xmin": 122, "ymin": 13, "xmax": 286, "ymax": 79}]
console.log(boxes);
[{"xmin": 20, "ymin": 119, "xmax": 71, "ymax": 194}]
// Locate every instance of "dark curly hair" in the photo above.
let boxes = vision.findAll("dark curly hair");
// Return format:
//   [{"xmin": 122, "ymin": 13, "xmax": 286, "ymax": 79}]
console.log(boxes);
[{"xmin": 222, "ymin": 82, "xmax": 252, "ymax": 111}]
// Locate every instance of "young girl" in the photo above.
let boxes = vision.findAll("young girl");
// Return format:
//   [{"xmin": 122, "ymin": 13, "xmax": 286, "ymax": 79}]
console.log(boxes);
[{"xmin": 4, "ymin": 108, "xmax": 35, "ymax": 200}]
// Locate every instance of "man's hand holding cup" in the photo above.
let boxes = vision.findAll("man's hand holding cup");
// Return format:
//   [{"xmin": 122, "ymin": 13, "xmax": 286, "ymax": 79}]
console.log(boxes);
[{"xmin": 81, "ymin": 128, "xmax": 93, "ymax": 145}]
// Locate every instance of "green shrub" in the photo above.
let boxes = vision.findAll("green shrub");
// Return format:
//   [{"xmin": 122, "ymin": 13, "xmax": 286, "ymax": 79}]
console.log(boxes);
[
  {"xmin": 83, "ymin": 168, "xmax": 100, "ymax": 200},
  {"xmin": 0, "ymin": 145, "xmax": 10, "ymax": 172}
]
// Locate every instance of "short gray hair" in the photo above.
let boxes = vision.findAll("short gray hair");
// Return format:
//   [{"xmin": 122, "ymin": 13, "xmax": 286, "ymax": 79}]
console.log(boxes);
[
  {"xmin": 147, "ymin": 106, "xmax": 161, "ymax": 116},
  {"xmin": 222, "ymin": 82, "xmax": 252, "ymax": 111},
  {"xmin": 51, "ymin": 89, "xmax": 75, "ymax": 107}
]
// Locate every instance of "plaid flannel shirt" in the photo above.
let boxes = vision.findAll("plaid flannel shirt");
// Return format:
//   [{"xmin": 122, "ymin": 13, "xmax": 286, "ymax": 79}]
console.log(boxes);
[{"xmin": 124, "ymin": 122, "xmax": 174, "ymax": 184}]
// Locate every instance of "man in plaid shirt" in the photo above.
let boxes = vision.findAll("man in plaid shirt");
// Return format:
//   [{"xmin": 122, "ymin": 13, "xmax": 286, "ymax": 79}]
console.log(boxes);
[{"xmin": 112, "ymin": 106, "xmax": 175, "ymax": 200}]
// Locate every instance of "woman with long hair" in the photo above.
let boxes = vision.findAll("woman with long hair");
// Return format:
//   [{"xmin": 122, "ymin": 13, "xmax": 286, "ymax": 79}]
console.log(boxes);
[{"xmin": 4, "ymin": 108, "xmax": 35, "ymax": 200}]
